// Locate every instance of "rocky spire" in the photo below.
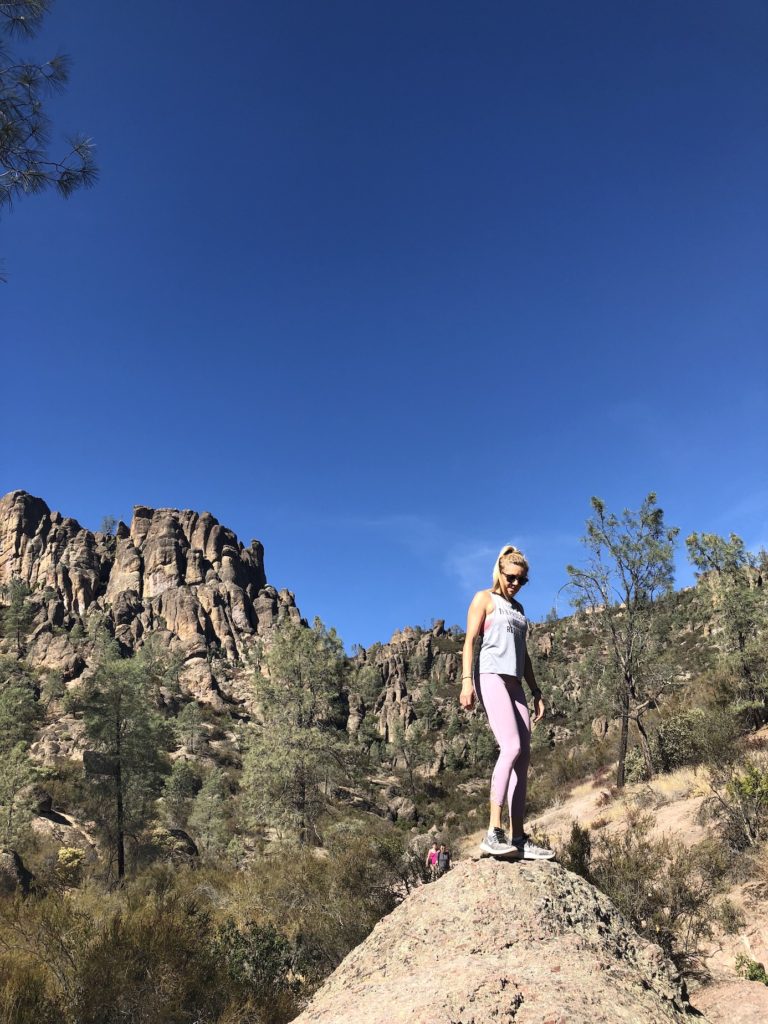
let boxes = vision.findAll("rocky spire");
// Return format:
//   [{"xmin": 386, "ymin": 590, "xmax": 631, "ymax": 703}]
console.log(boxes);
[{"xmin": 0, "ymin": 490, "xmax": 302, "ymax": 701}]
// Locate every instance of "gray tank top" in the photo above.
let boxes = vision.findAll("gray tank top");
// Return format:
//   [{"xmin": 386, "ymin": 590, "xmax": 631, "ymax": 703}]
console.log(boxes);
[{"xmin": 478, "ymin": 592, "xmax": 528, "ymax": 677}]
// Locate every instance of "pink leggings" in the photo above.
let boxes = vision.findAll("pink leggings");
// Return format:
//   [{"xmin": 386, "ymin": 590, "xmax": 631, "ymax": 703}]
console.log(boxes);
[{"xmin": 475, "ymin": 674, "xmax": 531, "ymax": 822}]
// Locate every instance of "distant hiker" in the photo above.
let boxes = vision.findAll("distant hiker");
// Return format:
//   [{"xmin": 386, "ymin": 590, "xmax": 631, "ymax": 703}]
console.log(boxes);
[
  {"xmin": 437, "ymin": 844, "xmax": 451, "ymax": 876},
  {"xmin": 460, "ymin": 546, "xmax": 554, "ymax": 861},
  {"xmin": 426, "ymin": 842, "xmax": 440, "ymax": 880}
]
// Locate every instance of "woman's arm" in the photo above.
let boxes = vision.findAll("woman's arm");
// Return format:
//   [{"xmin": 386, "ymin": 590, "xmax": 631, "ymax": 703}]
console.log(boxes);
[
  {"xmin": 523, "ymin": 651, "xmax": 545, "ymax": 723},
  {"xmin": 460, "ymin": 591, "xmax": 488, "ymax": 709}
]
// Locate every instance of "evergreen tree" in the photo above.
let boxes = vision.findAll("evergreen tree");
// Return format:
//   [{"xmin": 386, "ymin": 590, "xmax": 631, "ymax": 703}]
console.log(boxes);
[
  {"xmin": 0, "ymin": 741, "xmax": 37, "ymax": 846},
  {"xmin": 567, "ymin": 494, "xmax": 678, "ymax": 787},
  {"xmin": 0, "ymin": 655, "xmax": 43, "ymax": 748},
  {"xmin": 0, "ymin": 576, "xmax": 35, "ymax": 657},
  {"xmin": 187, "ymin": 767, "xmax": 231, "ymax": 857},
  {"xmin": 162, "ymin": 759, "xmax": 201, "ymax": 827},
  {"xmin": 1, "ymin": 1, "xmax": 96, "ymax": 277},
  {"xmin": 73, "ymin": 633, "xmax": 171, "ymax": 879},
  {"xmin": 242, "ymin": 618, "xmax": 351, "ymax": 845},
  {"xmin": 686, "ymin": 532, "xmax": 768, "ymax": 726},
  {"xmin": 175, "ymin": 699, "xmax": 205, "ymax": 754},
  {"xmin": 387, "ymin": 715, "xmax": 434, "ymax": 804}
]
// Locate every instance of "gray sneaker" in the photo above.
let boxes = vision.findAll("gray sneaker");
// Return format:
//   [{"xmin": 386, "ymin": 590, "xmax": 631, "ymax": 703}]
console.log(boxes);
[
  {"xmin": 479, "ymin": 827, "xmax": 518, "ymax": 857},
  {"xmin": 511, "ymin": 835, "xmax": 555, "ymax": 860}
]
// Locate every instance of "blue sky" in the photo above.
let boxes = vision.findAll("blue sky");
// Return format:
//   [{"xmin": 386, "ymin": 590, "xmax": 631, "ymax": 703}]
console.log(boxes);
[{"xmin": 1, "ymin": 1, "xmax": 766, "ymax": 648}]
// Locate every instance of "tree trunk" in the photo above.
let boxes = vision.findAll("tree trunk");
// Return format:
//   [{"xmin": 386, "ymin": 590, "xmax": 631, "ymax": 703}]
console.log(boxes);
[
  {"xmin": 616, "ymin": 680, "xmax": 630, "ymax": 788},
  {"xmin": 115, "ymin": 711, "xmax": 125, "ymax": 880},
  {"xmin": 115, "ymin": 762, "xmax": 125, "ymax": 879},
  {"xmin": 298, "ymin": 773, "xmax": 307, "ymax": 845},
  {"xmin": 635, "ymin": 714, "xmax": 655, "ymax": 779}
]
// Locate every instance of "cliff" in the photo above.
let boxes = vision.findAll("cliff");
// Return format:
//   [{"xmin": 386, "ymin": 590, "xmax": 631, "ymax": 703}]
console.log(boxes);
[{"xmin": 0, "ymin": 489, "xmax": 302, "ymax": 704}]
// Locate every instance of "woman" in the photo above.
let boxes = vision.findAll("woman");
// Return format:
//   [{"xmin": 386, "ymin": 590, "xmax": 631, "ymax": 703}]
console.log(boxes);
[
  {"xmin": 425, "ymin": 841, "xmax": 440, "ymax": 881},
  {"xmin": 460, "ymin": 545, "xmax": 554, "ymax": 859}
]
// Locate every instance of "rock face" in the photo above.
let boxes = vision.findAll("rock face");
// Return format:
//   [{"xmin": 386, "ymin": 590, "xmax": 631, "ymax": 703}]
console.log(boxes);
[
  {"xmin": 292, "ymin": 858, "xmax": 700, "ymax": 1024},
  {"xmin": 352, "ymin": 624, "xmax": 462, "ymax": 759},
  {"xmin": 0, "ymin": 490, "xmax": 302, "ymax": 702}
]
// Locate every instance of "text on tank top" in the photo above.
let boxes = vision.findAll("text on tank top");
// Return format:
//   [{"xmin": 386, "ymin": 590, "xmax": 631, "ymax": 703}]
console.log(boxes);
[{"xmin": 478, "ymin": 592, "xmax": 528, "ymax": 677}]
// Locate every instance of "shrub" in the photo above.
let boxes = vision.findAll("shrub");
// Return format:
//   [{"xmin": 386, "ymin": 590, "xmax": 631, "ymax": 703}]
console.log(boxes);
[
  {"xmin": 0, "ymin": 957, "xmax": 61, "ymax": 1024},
  {"xmin": 56, "ymin": 848, "xmax": 84, "ymax": 887},
  {"xmin": 559, "ymin": 821, "xmax": 592, "ymax": 878},
  {"xmin": 735, "ymin": 954, "xmax": 768, "ymax": 985},
  {"xmin": 623, "ymin": 746, "xmax": 649, "ymax": 783},
  {"xmin": 527, "ymin": 737, "xmax": 612, "ymax": 814},
  {"xmin": 702, "ymin": 755, "xmax": 768, "ymax": 850},
  {"xmin": 653, "ymin": 706, "xmax": 738, "ymax": 773},
  {"xmin": 0, "ymin": 867, "xmax": 300, "ymax": 1024},
  {"xmin": 560, "ymin": 810, "xmax": 730, "ymax": 969},
  {"xmin": 214, "ymin": 918, "xmax": 296, "ymax": 1017},
  {"xmin": 231, "ymin": 820, "xmax": 416, "ymax": 986}
]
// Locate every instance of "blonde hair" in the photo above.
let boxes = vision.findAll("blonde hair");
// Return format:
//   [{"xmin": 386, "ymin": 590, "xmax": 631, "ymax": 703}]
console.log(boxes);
[{"xmin": 492, "ymin": 545, "xmax": 529, "ymax": 599}]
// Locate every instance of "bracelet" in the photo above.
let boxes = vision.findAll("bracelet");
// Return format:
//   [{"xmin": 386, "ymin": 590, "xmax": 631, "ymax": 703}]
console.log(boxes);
[{"xmin": 462, "ymin": 675, "xmax": 473, "ymax": 681}]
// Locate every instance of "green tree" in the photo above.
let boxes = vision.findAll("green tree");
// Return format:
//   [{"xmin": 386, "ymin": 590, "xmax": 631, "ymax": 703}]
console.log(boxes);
[
  {"xmin": 242, "ymin": 618, "xmax": 351, "ymax": 845},
  {"xmin": 73, "ymin": 634, "xmax": 171, "ymax": 879},
  {"xmin": 0, "ymin": 655, "xmax": 42, "ymax": 849},
  {"xmin": 0, "ymin": 656, "xmax": 43, "ymax": 748},
  {"xmin": 686, "ymin": 532, "xmax": 767, "ymax": 726},
  {"xmin": 1, "ymin": 1, "xmax": 96, "ymax": 277},
  {"xmin": 0, "ymin": 741, "xmax": 37, "ymax": 845},
  {"xmin": 0, "ymin": 576, "xmax": 35, "ymax": 657},
  {"xmin": 566, "ymin": 494, "xmax": 679, "ymax": 787},
  {"xmin": 187, "ymin": 766, "xmax": 231, "ymax": 858},
  {"xmin": 162, "ymin": 759, "xmax": 201, "ymax": 827},
  {"xmin": 175, "ymin": 699, "xmax": 204, "ymax": 753},
  {"xmin": 387, "ymin": 716, "xmax": 433, "ymax": 804}
]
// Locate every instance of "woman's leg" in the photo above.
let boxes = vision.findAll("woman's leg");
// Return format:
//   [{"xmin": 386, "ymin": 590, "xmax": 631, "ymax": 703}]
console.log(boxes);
[
  {"xmin": 475, "ymin": 674, "xmax": 524, "ymax": 831},
  {"xmin": 508, "ymin": 680, "xmax": 531, "ymax": 836}
]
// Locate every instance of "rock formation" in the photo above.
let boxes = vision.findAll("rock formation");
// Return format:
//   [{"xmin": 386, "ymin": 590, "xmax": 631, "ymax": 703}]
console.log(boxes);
[
  {"xmin": 0, "ymin": 490, "xmax": 303, "ymax": 704},
  {"xmin": 351, "ymin": 623, "xmax": 461, "ymax": 754},
  {"xmin": 292, "ymin": 857, "xmax": 700, "ymax": 1024}
]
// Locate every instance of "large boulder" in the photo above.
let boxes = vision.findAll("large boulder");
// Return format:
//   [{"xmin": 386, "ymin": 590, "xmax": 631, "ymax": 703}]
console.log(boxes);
[{"xmin": 291, "ymin": 858, "xmax": 701, "ymax": 1024}]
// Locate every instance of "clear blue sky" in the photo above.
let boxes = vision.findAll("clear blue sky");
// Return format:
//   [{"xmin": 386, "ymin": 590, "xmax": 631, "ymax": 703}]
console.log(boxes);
[{"xmin": 2, "ymin": 1, "xmax": 766, "ymax": 648}]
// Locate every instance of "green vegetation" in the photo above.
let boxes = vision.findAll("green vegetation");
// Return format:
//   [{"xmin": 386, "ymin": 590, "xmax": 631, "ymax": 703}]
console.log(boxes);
[
  {"xmin": 241, "ymin": 618, "xmax": 351, "ymax": 845},
  {"xmin": 560, "ymin": 814, "xmax": 740, "ymax": 970},
  {"xmin": 0, "ymin": 578, "xmax": 35, "ymax": 658},
  {"xmin": 735, "ymin": 954, "xmax": 768, "ymax": 985},
  {"xmin": 66, "ymin": 632, "xmax": 173, "ymax": 879}
]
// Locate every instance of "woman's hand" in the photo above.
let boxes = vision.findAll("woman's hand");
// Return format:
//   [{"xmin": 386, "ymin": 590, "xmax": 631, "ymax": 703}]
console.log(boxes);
[
  {"xmin": 532, "ymin": 694, "xmax": 545, "ymax": 724},
  {"xmin": 460, "ymin": 681, "xmax": 475, "ymax": 710}
]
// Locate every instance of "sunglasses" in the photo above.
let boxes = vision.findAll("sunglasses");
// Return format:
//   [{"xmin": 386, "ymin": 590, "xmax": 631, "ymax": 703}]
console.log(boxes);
[{"xmin": 502, "ymin": 572, "xmax": 528, "ymax": 587}]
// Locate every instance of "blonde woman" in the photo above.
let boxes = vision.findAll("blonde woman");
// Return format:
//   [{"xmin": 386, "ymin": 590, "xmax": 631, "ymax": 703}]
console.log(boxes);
[{"xmin": 460, "ymin": 546, "xmax": 554, "ymax": 859}]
